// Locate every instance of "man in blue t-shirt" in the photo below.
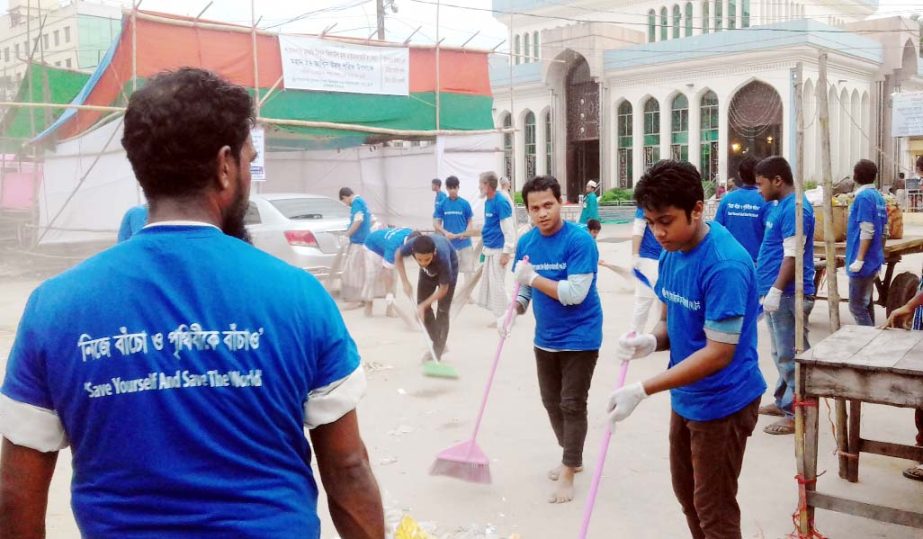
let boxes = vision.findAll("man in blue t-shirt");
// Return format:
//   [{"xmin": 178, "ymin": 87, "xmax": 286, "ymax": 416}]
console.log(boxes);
[
  {"xmin": 475, "ymin": 171, "xmax": 516, "ymax": 326},
  {"xmin": 754, "ymin": 156, "xmax": 816, "ymax": 435},
  {"xmin": 508, "ymin": 175, "xmax": 602, "ymax": 505},
  {"xmin": 608, "ymin": 160, "xmax": 765, "ymax": 538},
  {"xmin": 631, "ymin": 206, "xmax": 663, "ymax": 332},
  {"xmin": 434, "ymin": 175, "xmax": 475, "ymax": 285},
  {"xmin": 338, "ymin": 187, "xmax": 373, "ymax": 305},
  {"xmin": 117, "ymin": 203, "xmax": 149, "ymax": 242},
  {"xmin": 396, "ymin": 234, "xmax": 458, "ymax": 360},
  {"xmin": 432, "ymin": 177, "xmax": 447, "ymax": 212},
  {"xmin": 846, "ymin": 159, "xmax": 887, "ymax": 326},
  {"xmin": 714, "ymin": 156, "xmax": 771, "ymax": 263},
  {"xmin": 362, "ymin": 227, "xmax": 413, "ymax": 318},
  {"xmin": 0, "ymin": 69, "xmax": 384, "ymax": 539}
]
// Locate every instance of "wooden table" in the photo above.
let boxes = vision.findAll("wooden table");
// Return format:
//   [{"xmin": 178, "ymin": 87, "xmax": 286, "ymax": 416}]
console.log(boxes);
[{"xmin": 794, "ymin": 326, "xmax": 923, "ymax": 534}]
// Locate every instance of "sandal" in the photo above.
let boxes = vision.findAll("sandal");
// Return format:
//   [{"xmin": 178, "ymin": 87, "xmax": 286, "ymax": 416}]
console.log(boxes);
[
  {"xmin": 903, "ymin": 464, "xmax": 923, "ymax": 482},
  {"xmin": 764, "ymin": 418, "xmax": 795, "ymax": 435},
  {"xmin": 758, "ymin": 403, "xmax": 785, "ymax": 417}
]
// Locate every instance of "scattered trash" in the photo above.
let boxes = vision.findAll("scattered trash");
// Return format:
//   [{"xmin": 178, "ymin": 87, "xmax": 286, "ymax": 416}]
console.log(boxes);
[
  {"xmin": 397, "ymin": 388, "xmax": 407, "ymax": 395},
  {"xmin": 394, "ymin": 515, "xmax": 430, "ymax": 539},
  {"xmin": 379, "ymin": 456, "xmax": 399, "ymax": 465}
]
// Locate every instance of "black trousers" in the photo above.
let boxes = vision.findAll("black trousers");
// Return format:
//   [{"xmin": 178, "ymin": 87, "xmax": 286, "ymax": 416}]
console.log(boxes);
[{"xmin": 417, "ymin": 272, "xmax": 456, "ymax": 358}]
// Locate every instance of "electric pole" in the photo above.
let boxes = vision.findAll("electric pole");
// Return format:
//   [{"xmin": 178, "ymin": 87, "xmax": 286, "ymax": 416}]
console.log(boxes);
[{"xmin": 376, "ymin": 0, "xmax": 385, "ymax": 40}]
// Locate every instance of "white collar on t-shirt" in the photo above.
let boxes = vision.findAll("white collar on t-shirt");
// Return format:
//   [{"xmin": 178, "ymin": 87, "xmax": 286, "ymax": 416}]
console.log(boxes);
[
  {"xmin": 143, "ymin": 220, "xmax": 220, "ymax": 230},
  {"xmin": 854, "ymin": 184, "xmax": 875, "ymax": 195}
]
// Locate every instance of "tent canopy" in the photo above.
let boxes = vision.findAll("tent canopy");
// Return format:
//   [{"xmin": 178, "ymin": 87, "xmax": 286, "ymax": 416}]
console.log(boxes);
[{"xmin": 37, "ymin": 10, "xmax": 496, "ymax": 149}]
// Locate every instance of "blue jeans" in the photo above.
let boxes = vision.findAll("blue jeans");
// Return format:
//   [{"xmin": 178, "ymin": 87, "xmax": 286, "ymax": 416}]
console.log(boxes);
[
  {"xmin": 848, "ymin": 274, "xmax": 877, "ymax": 326},
  {"xmin": 764, "ymin": 295, "xmax": 815, "ymax": 419}
]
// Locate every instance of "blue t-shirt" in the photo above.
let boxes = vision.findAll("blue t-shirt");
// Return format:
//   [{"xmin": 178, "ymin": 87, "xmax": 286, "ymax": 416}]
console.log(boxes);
[
  {"xmin": 349, "ymin": 196, "xmax": 372, "ymax": 244},
  {"xmin": 434, "ymin": 190, "xmax": 447, "ymax": 211},
  {"xmin": 515, "ymin": 221, "xmax": 602, "ymax": 351},
  {"xmin": 635, "ymin": 207, "xmax": 663, "ymax": 260},
  {"xmin": 713, "ymin": 185, "xmax": 770, "ymax": 262},
  {"xmin": 117, "ymin": 205, "xmax": 148, "ymax": 242},
  {"xmin": 655, "ymin": 222, "xmax": 767, "ymax": 421},
  {"xmin": 434, "ymin": 196, "xmax": 474, "ymax": 250},
  {"xmin": 364, "ymin": 227, "xmax": 412, "ymax": 265},
  {"xmin": 756, "ymin": 193, "xmax": 816, "ymax": 296},
  {"xmin": 483, "ymin": 194, "xmax": 513, "ymax": 249},
  {"xmin": 846, "ymin": 186, "xmax": 887, "ymax": 279},
  {"xmin": 2, "ymin": 225, "xmax": 360, "ymax": 538},
  {"xmin": 400, "ymin": 233, "xmax": 458, "ymax": 284}
]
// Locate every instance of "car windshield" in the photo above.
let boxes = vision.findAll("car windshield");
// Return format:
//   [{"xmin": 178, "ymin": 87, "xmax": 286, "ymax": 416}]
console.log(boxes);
[{"xmin": 269, "ymin": 198, "xmax": 350, "ymax": 221}]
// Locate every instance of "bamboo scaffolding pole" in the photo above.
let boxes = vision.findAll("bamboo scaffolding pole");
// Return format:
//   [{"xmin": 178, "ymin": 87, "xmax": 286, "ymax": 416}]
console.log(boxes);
[
  {"xmin": 434, "ymin": 0, "xmax": 441, "ymax": 131},
  {"xmin": 794, "ymin": 62, "xmax": 805, "ymax": 356},
  {"xmin": 0, "ymin": 102, "xmax": 126, "ymax": 112}
]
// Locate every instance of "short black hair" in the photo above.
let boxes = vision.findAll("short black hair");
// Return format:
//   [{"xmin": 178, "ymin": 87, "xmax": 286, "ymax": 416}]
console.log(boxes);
[
  {"xmin": 480, "ymin": 171, "xmax": 499, "ymax": 190},
  {"xmin": 122, "ymin": 68, "xmax": 253, "ymax": 200},
  {"xmin": 587, "ymin": 219, "xmax": 601, "ymax": 231},
  {"xmin": 412, "ymin": 234, "xmax": 436, "ymax": 254},
  {"xmin": 916, "ymin": 156, "xmax": 923, "ymax": 174},
  {"xmin": 445, "ymin": 175, "xmax": 459, "ymax": 189},
  {"xmin": 854, "ymin": 159, "xmax": 878, "ymax": 185},
  {"xmin": 899, "ymin": 172, "xmax": 906, "ymax": 179},
  {"xmin": 338, "ymin": 187, "xmax": 354, "ymax": 200},
  {"xmin": 737, "ymin": 155, "xmax": 758, "ymax": 186},
  {"xmin": 634, "ymin": 160, "xmax": 703, "ymax": 219},
  {"xmin": 754, "ymin": 156, "xmax": 793, "ymax": 186},
  {"xmin": 521, "ymin": 175, "xmax": 562, "ymax": 206},
  {"xmin": 432, "ymin": 178, "xmax": 442, "ymax": 188}
]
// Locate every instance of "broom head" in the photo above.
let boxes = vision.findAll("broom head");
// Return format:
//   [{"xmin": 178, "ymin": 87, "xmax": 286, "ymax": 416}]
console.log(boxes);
[
  {"xmin": 429, "ymin": 440, "xmax": 491, "ymax": 484},
  {"xmin": 422, "ymin": 360, "xmax": 459, "ymax": 379}
]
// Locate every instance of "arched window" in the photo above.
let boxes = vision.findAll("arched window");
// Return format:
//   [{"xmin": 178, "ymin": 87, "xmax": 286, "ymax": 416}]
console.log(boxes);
[
  {"xmin": 648, "ymin": 9, "xmax": 657, "ymax": 42},
  {"xmin": 502, "ymin": 113, "xmax": 513, "ymax": 179},
  {"xmin": 514, "ymin": 35, "xmax": 521, "ymax": 65},
  {"xmin": 685, "ymin": 2, "xmax": 693, "ymax": 36},
  {"xmin": 728, "ymin": 0, "xmax": 737, "ymax": 29},
  {"xmin": 714, "ymin": 0, "xmax": 723, "ymax": 31},
  {"xmin": 671, "ymin": 94, "xmax": 689, "ymax": 161},
  {"xmin": 702, "ymin": 1, "xmax": 710, "ymax": 33},
  {"xmin": 533, "ymin": 31, "xmax": 540, "ymax": 59},
  {"xmin": 673, "ymin": 5, "xmax": 681, "ymax": 39},
  {"xmin": 742, "ymin": 0, "xmax": 750, "ymax": 27},
  {"xmin": 660, "ymin": 7, "xmax": 668, "ymax": 41},
  {"xmin": 524, "ymin": 111, "xmax": 536, "ymax": 178},
  {"xmin": 643, "ymin": 98, "xmax": 661, "ymax": 170},
  {"xmin": 523, "ymin": 33, "xmax": 531, "ymax": 63},
  {"xmin": 617, "ymin": 101, "xmax": 633, "ymax": 187},
  {"xmin": 700, "ymin": 91, "xmax": 719, "ymax": 181},
  {"xmin": 544, "ymin": 110, "xmax": 553, "ymax": 175}
]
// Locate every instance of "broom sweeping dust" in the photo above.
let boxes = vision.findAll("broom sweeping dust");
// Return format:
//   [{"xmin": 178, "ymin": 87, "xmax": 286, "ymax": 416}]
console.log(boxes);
[{"xmin": 430, "ymin": 276, "xmax": 524, "ymax": 484}]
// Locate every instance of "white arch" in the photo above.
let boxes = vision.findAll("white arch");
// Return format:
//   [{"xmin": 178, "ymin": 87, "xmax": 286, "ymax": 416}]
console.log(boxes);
[
  {"xmin": 860, "ymin": 92, "xmax": 870, "ymax": 159},
  {"xmin": 839, "ymin": 88, "xmax": 849, "ymax": 178},
  {"xmin": 850, "ymin": 89, "xmax": 861, "ymax": 165},
  {"xmin": 803, "ymin": 79, "xmax": 816, "ymax": 181},
  {"xmin": 827, "ymin": 86, "xmax": 838, "ymax": 177}
]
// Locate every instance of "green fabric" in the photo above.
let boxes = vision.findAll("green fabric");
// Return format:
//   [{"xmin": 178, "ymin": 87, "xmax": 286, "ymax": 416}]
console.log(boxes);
[
  {"xmin": 579, "ymin": 192, "xmax": 599, "ymax": 224},
  {"xmin": 0, "ymin": 64, "xmax": 90, "ymax": 151}
]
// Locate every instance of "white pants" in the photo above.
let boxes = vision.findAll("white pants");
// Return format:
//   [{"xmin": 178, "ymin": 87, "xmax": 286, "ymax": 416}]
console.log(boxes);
[
  {"xmin": 341, "ymin": 243, "xmax": 367, "ymax": 302},
  {"xmin": 632, "ymin": 257, "xmax": 661, "ymax": 333},
  {"xmin": 361, "ymin": 248, "xmax": 391, "ymax": 302},
  {"xmin": 477, "ymin": 248, "xmax": 509, "ymax": 318}
]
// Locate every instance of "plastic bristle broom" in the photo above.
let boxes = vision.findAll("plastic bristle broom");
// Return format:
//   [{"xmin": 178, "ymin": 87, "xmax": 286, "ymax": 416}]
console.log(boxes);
[
  {"xmin": 430, "ymin": 273, "xmax": 525, "ymax": 484},
  {"xmin": 414, "ymin": 303, "xmax": 458, "ymax": 380}
]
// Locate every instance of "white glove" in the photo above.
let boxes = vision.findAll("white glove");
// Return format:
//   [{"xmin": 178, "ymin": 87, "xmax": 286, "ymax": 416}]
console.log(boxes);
[
  {"xmin": 497, "ymin": 313, "xmax": 516, "ymax": 338},
  {"xmin": 514, "ymin": 259, "xmax": 538, "ymax": 286},
  {"xmin": 607, "ymin": 382, "xmax": 648, "ymax": 425},
  {"xmin": 385, "ymin": 293, "xmax": 395, "ymax": 305},
  {"xmin": 616, "ymin": 332, "xmax": 657, "ymax": 361},
  {"xmin": 762, "ymin": 287, "xmax": 783, "ymax": 313},
  {"xmin": 848, "ymin": 259, "xmax": 864, "ymax": 273}
]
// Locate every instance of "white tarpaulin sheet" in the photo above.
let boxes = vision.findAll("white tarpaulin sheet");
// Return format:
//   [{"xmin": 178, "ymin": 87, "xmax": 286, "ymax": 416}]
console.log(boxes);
[
  {"xmin": 892, "ymin": 91, "xmax": 923, "ymax": 137},
  {"xmin": 37, "ymin": 124, "xmax": 501, "ymax": 245}
]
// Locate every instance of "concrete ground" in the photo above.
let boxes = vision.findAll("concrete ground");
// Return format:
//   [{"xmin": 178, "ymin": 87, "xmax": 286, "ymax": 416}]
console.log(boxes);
[{"xmin": 1, "ymin": 223, "xmax": 922, "ymax": 538}]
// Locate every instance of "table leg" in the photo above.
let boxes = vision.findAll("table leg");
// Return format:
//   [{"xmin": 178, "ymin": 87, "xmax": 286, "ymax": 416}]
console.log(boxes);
[
  {"xmin": 836, "ymin": 399, "xmax": 849, "ymax": 478},
  {"xmin": 848, "ymin": 400, "xmax": 862, "ymax": 482},
  {"xmin": 795, "ymin": 365, "xmax": 820, "ymax": 536}
]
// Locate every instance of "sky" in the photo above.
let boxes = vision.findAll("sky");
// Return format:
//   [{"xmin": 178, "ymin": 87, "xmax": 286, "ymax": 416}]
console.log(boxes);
[{"xmin": 0, "ymin": 0, "xmax": 920, "ymax": 53}]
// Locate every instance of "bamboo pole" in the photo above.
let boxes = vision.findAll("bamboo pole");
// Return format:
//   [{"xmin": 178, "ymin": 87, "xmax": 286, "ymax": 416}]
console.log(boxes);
[
  {"xmin": 250, "ymin": 0, "xmax": 260, "ymax": 117},
  {"xmin": 794, "ymin": 62, "xmax": 805, "ymax": 354},
  {"xmin": 818, "ymin": 53, "xmax": 841, "ymax": 330},
  {"xmin": 258, "ymin": 116, "xmax": 514, "ymax": 137},
  {"xmin": 131, "ymin": 2, "xmax": 138, "ymax": 93},
  {"xmin": 434, "ymin": 0, "xmax": 441, "ymax": 131},
  {"xmin": 0, "ymin": 101, "xmax": 126, "ymax": 112}
]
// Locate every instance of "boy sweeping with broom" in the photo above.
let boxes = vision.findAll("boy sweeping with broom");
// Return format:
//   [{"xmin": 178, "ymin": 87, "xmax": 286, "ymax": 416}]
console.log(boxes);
[
  {"xmin": 607, "ymin": 160, "xmax": 766, "ymax": 538},
  {"xmin": 508, "ymin": 175, "xmax": 602, "ymax": 504}
]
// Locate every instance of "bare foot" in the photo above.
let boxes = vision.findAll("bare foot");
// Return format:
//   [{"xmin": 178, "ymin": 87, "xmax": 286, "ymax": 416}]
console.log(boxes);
[
  {"xmin": 363, "ymin": 302, "xmax": 373, "ymax": 317},
  {"xmin": 763, "ymin": 417, "xmax": 795, "ymax": 435},
  {"xmin": 548, "ymin": 464, "xmax": 583, "ymax": 481},
  {"xmin": 548, "ymin": 466, "xmax": 577, "ymax": 503},
  {"xmin": 341, "ymin": 301, "xmax": 364, "ymax": 311},
  {"xmin": 385, "ymin": 306, "xmax": 398, "ymax": 318}
]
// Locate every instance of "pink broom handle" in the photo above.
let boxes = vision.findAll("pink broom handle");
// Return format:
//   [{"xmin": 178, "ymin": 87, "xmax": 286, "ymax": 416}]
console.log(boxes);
[
  {"xmin": 577, "ymin": 335, "xmax": 633, "ymax": 539},
  {"xmin": 468, "ymin": 257, "xmax": 527, "ymax": 444}
]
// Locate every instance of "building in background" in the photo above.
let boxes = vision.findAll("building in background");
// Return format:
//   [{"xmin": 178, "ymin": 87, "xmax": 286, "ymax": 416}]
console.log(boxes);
[
  {"xmin": 490, "ymin": 0, "xmax": 923, "ymax": 200},
  {"xmin": 0, "ymin": 0, "xmax": 123, "ymax": 101}
]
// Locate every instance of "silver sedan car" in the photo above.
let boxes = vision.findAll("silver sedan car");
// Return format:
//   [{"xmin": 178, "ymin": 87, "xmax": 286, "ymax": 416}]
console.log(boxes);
[{"xmin": 245, "ymin": 193, "xmax": 351, "ymax": 277}]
